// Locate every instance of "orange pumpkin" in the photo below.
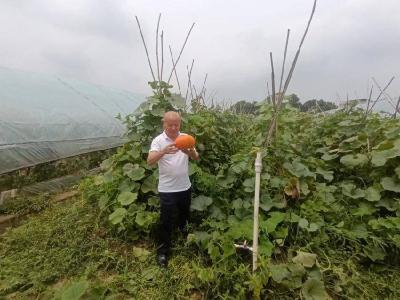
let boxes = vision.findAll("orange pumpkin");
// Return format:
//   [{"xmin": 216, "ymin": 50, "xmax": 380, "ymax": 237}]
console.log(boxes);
[{"xmin": 175, "ymin": 134, "xmax": 196, "ymax": 149}]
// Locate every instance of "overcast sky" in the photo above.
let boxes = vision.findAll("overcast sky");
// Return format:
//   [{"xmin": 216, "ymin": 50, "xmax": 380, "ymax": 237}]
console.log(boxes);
[{"xmin": 1, "ymin": 0, "xmax": 399, "ymax": 108}]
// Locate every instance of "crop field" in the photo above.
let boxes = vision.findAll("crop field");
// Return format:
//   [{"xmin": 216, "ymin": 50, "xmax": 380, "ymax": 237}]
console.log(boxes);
[{"xmin": 1, "ymin": 82, "xmax": 399, "ymax": 299}]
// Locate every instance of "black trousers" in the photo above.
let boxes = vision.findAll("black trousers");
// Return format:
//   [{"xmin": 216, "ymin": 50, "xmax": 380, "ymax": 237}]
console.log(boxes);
[{"xmin": 158, "ymin": 188, "xmax": 191, "ymax": 255}]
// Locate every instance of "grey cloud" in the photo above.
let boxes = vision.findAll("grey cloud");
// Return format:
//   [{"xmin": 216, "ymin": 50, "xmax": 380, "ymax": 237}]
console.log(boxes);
[{"xmin": 0, "ymin": 0, "xmax": 399, "ymax": 110}]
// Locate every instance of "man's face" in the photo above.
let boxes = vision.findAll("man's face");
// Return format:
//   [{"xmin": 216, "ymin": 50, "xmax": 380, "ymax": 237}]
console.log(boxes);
[{"xmin": 163, "ymin": 117, "xmax": 181, "ymax": 139}]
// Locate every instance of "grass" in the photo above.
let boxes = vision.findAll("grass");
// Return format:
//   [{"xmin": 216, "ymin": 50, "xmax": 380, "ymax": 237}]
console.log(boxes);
[
  {"xmin": 0, "ymin": 194, "xmax": 202, "ymax": 299},
  {"xmin": 1, "ymin": 191, "xmax": 400, "ymax": 299}
]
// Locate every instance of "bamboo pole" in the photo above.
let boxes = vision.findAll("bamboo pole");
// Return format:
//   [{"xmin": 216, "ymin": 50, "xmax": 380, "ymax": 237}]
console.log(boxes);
[
  {"xmin": 252, "ymin": 152, "xmax": 262, "ymax": 272},
  {"xmin": 155, "ymin": 13, "xmax": 161, "ymax": 83},
  {"xmin": 394, "ymin": 96, "xmax": 400, "ymax": 118},
  {"xmin": 160, "ymin": 31, "xmax": 164, "ymax": 82},
  {"xmin": 167, "ymin": 23, "xmax": 195, "ymax": 84},
  {"xmin": 278, "ymin": 29, "xmax": 290, "ymax": 95},
  {"xmin": 135, "ymin": 16, "xmax": 156, "ymax": 82},
  {"xmin": 169, "ymin": 45, "xmax": 182, "ymax": 94}
]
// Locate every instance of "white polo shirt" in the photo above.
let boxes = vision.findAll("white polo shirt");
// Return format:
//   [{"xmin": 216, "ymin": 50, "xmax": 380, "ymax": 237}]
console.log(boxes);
[{"xmin": 149, "ymin": 131, "xmax": 191, "ymax": 193}]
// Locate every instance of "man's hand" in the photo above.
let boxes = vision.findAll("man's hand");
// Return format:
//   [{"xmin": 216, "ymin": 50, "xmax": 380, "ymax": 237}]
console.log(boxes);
[
  {"xmin": 147, "ymin": 143, "xmax": 178, "ymax": 165},
  {"xmin": 181, "ymin": 147, "xmax": 200, "ymax": 160},
  {"xmin": 162, "ymin": 143, "xmax": 179, "ymax": 155}
]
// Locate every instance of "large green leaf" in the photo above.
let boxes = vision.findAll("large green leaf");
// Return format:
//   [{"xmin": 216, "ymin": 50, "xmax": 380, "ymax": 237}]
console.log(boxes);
[
  {"xmin": 109, "ymin": 208, "xmax": 127, "ymax": 225},
  {"xmin": 381, "ymin": 177, "xmax": 400, "ymax": 193},
  {"xmin": 371, "ymin": 141, "xmax": 400, "ymax": 166},
  {"xmin": 263, "ymin": 212, "xmax": 286, "ymax": 233},
  {"xmin": 243, "ymin": 177, "xmax": 255, "ymax": 193},
  {"xmin": 123, "ymin": 163, "xmax": 146, "ymax": 181},
  {"xmin": 61, "ymin": 280, "xmax": 89, "ymax": 300},
  {"xmin": 117, "ymin": 192, "xmax": 138, "ymax": 206},
  {"xmin": 352, "ymin": 202, "xmax": 377, "ymax": 216},
  {"xmin": 364, "ymin": 186, "xmax": 381, "ymax": 202},
  {"xmin": 292, "ymin": 251, "xmax": 317, "ymax": 268},
  {"xmin": 132, "ymin": 246, "xmax": 151, "ymax": 262},
  {"xmin": 301, "ymin": 278, "xmax": 330, "ymax": 300},
  {"xmin": 315, "ymin": 167, "xmax": 334, "ymax": 182},
  {"xmin": 135, "ymin": 211, "xmax": 157, "ymax": 228},
  {"xmin": 269, "ymin": 264, "xmax": 290, "ymax": 283},
  {"xmin": 340, "ymin": 153, "xmax": 368, "ymax": 168},
  {"xmin": 283, "ymin": 161, "xmax": 315, "ymax": 178},
  {"xmin": 191, "ymin": 195, "xmax": 213, "ymax": 211},
  {"xmin": 341, "ymin": 183, "xmax": 365, "ymax": 199},
  {"xmin": 141, "ymin": 174, "xmax": 158, "ymax": 193},
  {"xmin": 100, "ymin": 158, "xmax": 112, "ymax": 171}
]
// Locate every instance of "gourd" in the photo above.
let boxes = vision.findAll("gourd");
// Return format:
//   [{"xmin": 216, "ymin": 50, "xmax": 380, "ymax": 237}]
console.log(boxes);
[{"xmin": 175, "ymin": 134, "xmax": 196, "ymax": 149}]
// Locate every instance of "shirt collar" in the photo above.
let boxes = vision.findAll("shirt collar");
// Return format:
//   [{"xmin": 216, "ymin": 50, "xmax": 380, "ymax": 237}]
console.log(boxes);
[{"xmin": 162, "ymin": 131, "xmax": 181, "ymax": 141}]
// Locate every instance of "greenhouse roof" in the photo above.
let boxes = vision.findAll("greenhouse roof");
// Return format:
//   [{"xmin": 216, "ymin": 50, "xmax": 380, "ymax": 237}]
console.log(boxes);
[{"xmin": 0, "ymin": 67, "xmax": 145, "ymax": 174}]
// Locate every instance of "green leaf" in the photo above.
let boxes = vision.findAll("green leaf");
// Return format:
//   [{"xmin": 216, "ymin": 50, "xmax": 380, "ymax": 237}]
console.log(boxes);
[
  {"xmin": 167, "ymin": 94, "xmax": 186, "ymax": 109},
  {"xmin": 283, "ymin": 161, "xmax": 315, "ymax": 178},
  {"xmin": 381, "ymin": 177, "xmax": 400, "ymax": 193},
  {"xmin": 100, "ymin": 158, "xmax": 112, "ymax": 171},
  {"xmin": 302, "ymin": 278, "xmax": 330, "ymax": 300},
  {"xmin": 340, "ymin": 153, "xmax": 368, "ymax": 168},
  {"xmin": 352, "ymin": 202, "xmax": 377, "ymax": 216},
  {"xmin": 292, "ymin": 251, "xmax": 317, "ymax": 268},
  {"xmin": 117, "ymin": 192, "xmax": 138, "ymax": 206},
  {"xmin": 148, "ymin": 196, "xmax": 159, "ymax": 207},
  {"xmin": 135, "ymin": 211, "xmax": 157, "ymax": 227},
  {"xmin": 264, "ymin": 212, "xmax": 286, "ymax": 233},
  {"xmin": 232, "ymin": 198, "xmax": 243, "ymax": 209},
  {"xmin": 259, "ymin": 237, "xmax": 274, "ymax": 257},
  {"xmin": 123, "ymin": 163, "xmax": 146, "ymax": 181},
  {"xmin": 363, "ymin": 244, "xmax": 386, "ymax": 261},
  {"xmin": 315, "ymin": 167, "xmax": 334, "ymax": 182},
  {"xmin": 260, "ymin": 194, "xmax": 286, "ymax": 212},
  {"xmin": 341, "ymin": 183, "xmax": 365, "ymax": 199},
  {"xmin": 103, "ymin": 170, "xmax": 113, "ymax": 183},
  {"xmin": 396, "ymin": 165, "xmax": 400, "ymax": 179},
  {"xmin": 308, "ymin": 223, "xmax": 319, "ymax": 232},
  {"xmin": 221, "ymin": 239, "xmax": 235, "ymax": 258},
  {"xmin": 217, "ymin": 172, "xmax": 236, "ymax": 188},
  {"xmin": 321, "ymin": 153, "xmax": 338, "ymax": 161},
  {"xmin": 191, "ymin": 195, "xmax": 213, "ymax": 211},
  {"xmin": 132, "ymin": 246, "xmax": 151, "ymax": 262},
  {"xmin": 298, "ymin": 218, "xmax": 309, "ymax": 229},
  {"xmin": 269, "ymin": 264, "xmax": 290, "ymax": 283},
  {"xmin": 210, "ymin": 205, "xmax": 225, "ymax": 220},
  {"xmin": 371, "ymin": 141, "xmax": 400, "ymax": 166},
  {"xmin": 376, "ymin": 198, "xmax": 399, "ymax": 211},
  {"xmin": 109, "ymin": 208, "xmax": 127, "ymax": 225},
  {"xmin": 243, "ymin": 177, "xmax": 255, "ymax": 193},
  {"xmin": 98, "ymin": 195, "xmax": 109, "ymax": 210},
  {"xmin": 365, "ymin": 186, "xmax": 381, "ymax": 202},
  {"xmin": 141, "ymin": 174, "xmax": 157, "ymax": 193},
  {"xmin": 61, "ymin": 280, "xmax": 89, "ymax": 300}
]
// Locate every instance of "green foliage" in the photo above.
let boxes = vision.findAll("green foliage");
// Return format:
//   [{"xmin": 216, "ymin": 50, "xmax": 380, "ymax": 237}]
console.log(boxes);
[
  {"xmin": 230, "ymin": 100, "xmax": 258, "ymax": 114},
  {"xmin": 76, "ymin": 82, "xmax": 400, "ymax": 299},
  {"xmin": 301, "ymin": 99, "xmax": 338, "ymax": 112},
  {"xmin": 0, "ymin": 148, "xmax": 115, "ymax": 191},
  {"xmin": 0, "ymin": 193, "xmax": 51, "ymax": 215}
]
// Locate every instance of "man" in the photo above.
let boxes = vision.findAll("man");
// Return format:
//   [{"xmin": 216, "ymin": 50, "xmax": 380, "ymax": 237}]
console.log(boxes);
[{"xmin": 147, "ymin": 111, "xmax": 199, "ymax": 267}]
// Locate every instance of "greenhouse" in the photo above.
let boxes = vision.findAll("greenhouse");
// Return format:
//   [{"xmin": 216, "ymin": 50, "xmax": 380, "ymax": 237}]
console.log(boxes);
[{"xmin": 0, "ymin": 66, "xmax": 145, "ymax": 174}]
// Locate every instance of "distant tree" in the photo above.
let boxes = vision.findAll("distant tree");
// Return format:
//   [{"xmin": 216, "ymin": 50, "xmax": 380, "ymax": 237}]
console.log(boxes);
[
  {"xmin": 230, "ymin": 100, "xmax": 258, "ymax": 114},
  {"xmin": 301, "ymin": 99, "xmax": 337, "ymax": 112},
  {"xmin": 286, "ymin": 94, "xmax": 302, "ymax": 109}
]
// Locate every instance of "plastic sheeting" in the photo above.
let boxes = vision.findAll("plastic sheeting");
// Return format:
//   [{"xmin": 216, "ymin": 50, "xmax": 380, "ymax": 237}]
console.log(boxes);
[{"xmin": 0, "ymin": 67, "xmax": 145, "ymax": 174}]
